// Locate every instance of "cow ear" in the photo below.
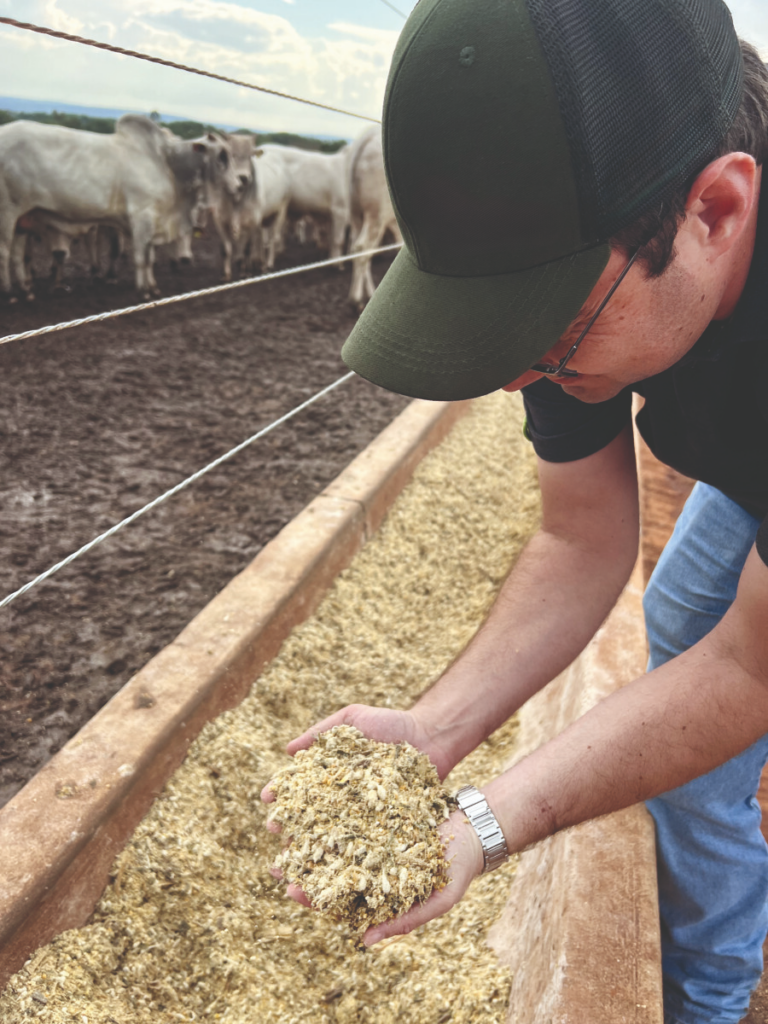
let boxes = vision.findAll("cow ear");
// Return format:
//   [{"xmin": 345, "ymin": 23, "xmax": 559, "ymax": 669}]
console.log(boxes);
[
  {"xmin": 192, "ymin": 141, "xmax": 207, "ymax": 153},
  {"xmin": 254, "ymin": 148, "xmax": 264, "ymax": 158},
  {"xmin": 206, "ymin": 133, "xmax": 218, "ymax": 143}
]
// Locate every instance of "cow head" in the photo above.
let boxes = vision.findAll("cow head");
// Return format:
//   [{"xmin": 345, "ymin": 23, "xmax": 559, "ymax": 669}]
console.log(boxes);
[
  {"xmin": 196, "ymin": 132, "xmax": 252, "ymax": 201},
  {"xmin": 225, "ymin": 133, "xmax": 257, "ymax": 196}
]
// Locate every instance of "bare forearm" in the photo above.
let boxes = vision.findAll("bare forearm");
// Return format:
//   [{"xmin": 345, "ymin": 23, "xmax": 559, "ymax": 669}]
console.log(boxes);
[
  {"xmin": 283, "ymin": 429, "xmax": 640, "ymax": 781},
  {"xmin": 412, "ymin": 523, "xmax": 636, "ymax": 775},
  {"xmin": 486, "ymin": 626, "xmax": 768, "ymax": 854}
]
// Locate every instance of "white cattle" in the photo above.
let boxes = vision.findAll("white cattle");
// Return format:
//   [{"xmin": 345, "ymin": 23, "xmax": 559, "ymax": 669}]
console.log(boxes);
[
  {"xmin": 347, "ymin": 126, "xmax": 402, "ymax": 307},
  {"xmin": 0, "ymin": 115, "xmax": 241, "ymax": 299},
  {"xmin": 201, "ymin": 131, "xmax": 256, "ymax": 282},
  {"xmin": 236, "ymin": 147, "xmax": 292, "ymax": 273},
  {"xmin": 12, "ymin": 211, "xmax": 126, "ymax": 295},
  {"xmin": 259, "ymin": 143, "xmax": 351, "ymax": 265}
]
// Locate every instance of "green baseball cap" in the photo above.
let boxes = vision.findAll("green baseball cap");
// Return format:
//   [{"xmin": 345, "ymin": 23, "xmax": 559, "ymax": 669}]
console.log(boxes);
[{"xmin": 341, "ymin": 0, "xmax": 743, "ymax": 401}]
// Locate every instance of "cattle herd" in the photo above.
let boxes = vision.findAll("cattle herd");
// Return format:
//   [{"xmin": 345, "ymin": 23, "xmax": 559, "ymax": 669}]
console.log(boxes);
[{"xmin": 0, "ymin": 114, "xmax": 401, "ymax": 308}]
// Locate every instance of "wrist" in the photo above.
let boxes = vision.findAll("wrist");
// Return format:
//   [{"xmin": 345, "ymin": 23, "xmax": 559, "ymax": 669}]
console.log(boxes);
[
  {"xmin": 408, "ymin": 706, "xmax": 456, "ymax": 780},
  {"xmin": 454, "ymin": 785, "xmax": 510, "ymax": 873},
  {"xmin": 445, "ymin": 808, "xmax": 485, "ymax": 879},
  {"xmin": 483, "ymin": 761, "xmax": 558, "ymax": 856}
]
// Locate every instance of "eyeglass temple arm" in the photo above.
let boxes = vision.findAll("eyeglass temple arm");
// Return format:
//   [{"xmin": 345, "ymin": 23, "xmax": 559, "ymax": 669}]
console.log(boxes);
[{"xmin": 560, "ymin": 247, "xmax": 641, "ymax": 364}]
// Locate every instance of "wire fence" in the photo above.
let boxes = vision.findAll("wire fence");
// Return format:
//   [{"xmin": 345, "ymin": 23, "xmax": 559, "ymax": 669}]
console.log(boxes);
[
  {"xmin": 378, "ymin": 0, "xmax": 408, "ymax": 17},
  {"xmin": 0, "ymin": 372, "xmax": 357, "ymax": 611},
  {"xmin": 0, "ymin": 11, "xmax": 400, "ymax": 616},
  {"xmin": 0, "ymin": 16, "xmax": 380, "ymax": 124},
  {"xmin": 0, "ymin": 244, "xmax": 402, "ymax": 348}
]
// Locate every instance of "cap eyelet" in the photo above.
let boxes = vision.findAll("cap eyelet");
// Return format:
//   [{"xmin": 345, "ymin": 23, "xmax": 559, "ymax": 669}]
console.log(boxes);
[{"xmin": 459, "ymin": 46, "xmax": 476, "ymax": 67}]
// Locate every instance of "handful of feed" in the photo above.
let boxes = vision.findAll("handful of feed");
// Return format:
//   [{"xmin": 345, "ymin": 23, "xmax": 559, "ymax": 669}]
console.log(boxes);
[{"xmin": 267, "ymin": 725, "xmax": 452, "ymax": 934}]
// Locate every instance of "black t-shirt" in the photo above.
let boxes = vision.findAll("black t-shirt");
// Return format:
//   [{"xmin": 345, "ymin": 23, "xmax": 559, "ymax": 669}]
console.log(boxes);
[{"xmin": 522, "ymin": 195, "xmax": 768, "ymax": 569}]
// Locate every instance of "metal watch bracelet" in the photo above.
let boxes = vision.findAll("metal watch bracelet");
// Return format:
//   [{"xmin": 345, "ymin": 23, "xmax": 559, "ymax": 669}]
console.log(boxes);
[{"xmin": 455, "ymin": 785, "xmax": 509, "ymax": 874}]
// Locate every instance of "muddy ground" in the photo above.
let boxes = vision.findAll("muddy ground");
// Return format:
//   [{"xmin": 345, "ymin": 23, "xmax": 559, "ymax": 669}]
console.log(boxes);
[{"xmin": 0, "ymin": 227, "xmax": 407, "ymax": 807}]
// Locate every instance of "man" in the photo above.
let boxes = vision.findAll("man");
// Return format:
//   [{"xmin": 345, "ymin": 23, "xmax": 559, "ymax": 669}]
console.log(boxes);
[{"xmin": 263, "ymin": 1, "xmax": 768, "ymax": 1021}]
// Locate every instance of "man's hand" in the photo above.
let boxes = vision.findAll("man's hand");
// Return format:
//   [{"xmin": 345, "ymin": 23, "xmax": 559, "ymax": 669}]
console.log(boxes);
[
  {"xmin": 267, "ymin": 810, "xmax": 485, "ymax": 944},
  {"xmin": 363, "ymin": 810, "xmax": 484, "ymax": 946},
  {"xmin": 260, "ymin": 703, "xmax": 449, "ymax": 808}
]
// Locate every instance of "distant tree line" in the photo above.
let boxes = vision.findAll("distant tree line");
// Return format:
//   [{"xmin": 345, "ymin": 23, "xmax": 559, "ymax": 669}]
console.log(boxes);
[{"xmin": 0, "ymin": 108, "xmax": 348, "ymax": 152}]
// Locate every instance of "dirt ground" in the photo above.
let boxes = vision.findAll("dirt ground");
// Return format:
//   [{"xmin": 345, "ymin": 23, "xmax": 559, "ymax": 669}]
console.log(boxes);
[{"xmin": 0, "ymin": 227, "xmax": 408, "ymax": 808}]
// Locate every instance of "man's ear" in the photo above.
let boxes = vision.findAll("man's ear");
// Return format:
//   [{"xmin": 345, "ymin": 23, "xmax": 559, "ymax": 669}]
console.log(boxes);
[{"xmin": 684, "ymin": 152, "xmax": 758, "ymax": 256}]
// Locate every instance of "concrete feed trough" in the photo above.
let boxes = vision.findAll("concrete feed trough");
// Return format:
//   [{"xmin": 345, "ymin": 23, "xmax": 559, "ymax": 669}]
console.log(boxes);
[{"xmin": 0, "ymin": 393, "xmax": 664, "ymax": 1022}]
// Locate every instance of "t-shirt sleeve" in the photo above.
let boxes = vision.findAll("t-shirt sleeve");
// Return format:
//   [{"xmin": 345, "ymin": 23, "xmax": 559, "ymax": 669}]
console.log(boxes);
[
  {"xmin": 757, "ymin": 516, "xmax": 768, "ymax": 568},
  {"xmin": 521, "ymin": 378, "xmax": 632, "ymax": 463}
]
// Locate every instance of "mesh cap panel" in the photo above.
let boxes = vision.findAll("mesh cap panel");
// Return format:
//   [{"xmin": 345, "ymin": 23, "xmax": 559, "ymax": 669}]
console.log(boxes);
[{"xmin": 526, "ymin": 0, "xmax": 744, "ymax": 239}]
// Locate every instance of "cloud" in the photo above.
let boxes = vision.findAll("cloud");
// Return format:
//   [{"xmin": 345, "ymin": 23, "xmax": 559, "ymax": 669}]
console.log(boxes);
[
  {"xmin": 1, "ymin": 0, "xmax": 397, "ymax": 137},
  {"xmin": 42, "ymin": 0, "xmax": 84, "ymax": 34},
  {"xmin": 328, "ymin": 21, "xmax": 400, "ymax": 43},
  {"xmin": 11, "ymin": 0, "xmax": 766, "ymax": 141}
]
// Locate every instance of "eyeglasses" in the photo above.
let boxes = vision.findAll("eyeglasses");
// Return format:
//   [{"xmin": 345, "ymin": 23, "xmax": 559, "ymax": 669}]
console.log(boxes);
[{"xmin": 530, "ymin": 248, "xmax": 640, "ymax": 378}]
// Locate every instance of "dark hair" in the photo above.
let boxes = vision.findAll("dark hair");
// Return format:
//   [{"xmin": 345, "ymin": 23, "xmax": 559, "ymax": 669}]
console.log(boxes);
[{"xmin": 611, "ymin": 40, "xmax": 768, "ymax": 277}]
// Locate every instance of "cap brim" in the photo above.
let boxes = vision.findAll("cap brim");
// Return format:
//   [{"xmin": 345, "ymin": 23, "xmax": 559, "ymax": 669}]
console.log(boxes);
[{"xmin": 342, "ymin": 243, "xmax": 611, "ymax": 401}]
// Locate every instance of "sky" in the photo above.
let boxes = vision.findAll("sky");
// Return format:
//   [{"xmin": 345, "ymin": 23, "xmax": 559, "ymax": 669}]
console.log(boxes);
[{"xmin": 0, "ymin": 0, "xmax": 767, "ymax": 141}]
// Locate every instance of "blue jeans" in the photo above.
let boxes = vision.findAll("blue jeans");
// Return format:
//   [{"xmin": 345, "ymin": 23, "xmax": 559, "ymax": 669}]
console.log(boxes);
[{"xmin": 643, "ymin": 483, "xmax": 764, "ymax": 1024}]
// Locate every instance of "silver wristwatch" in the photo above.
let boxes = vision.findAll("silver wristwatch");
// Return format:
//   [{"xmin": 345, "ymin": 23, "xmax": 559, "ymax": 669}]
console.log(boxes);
[{"xmin": 455, "ymin": 785, "xmax": 509, "ymax": 873}]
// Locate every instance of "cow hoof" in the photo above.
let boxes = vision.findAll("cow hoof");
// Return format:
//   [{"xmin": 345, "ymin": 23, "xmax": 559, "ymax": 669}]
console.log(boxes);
[
  {"xmin": 180, "ymin": 257, "xmax": 192, "ymax": 267},
  {"xmin": 25, "ymin": 291, "xmax": 36, "ymax": 302}
]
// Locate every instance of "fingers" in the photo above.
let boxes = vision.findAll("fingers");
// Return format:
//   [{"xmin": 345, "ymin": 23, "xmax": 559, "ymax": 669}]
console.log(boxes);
[
  {"xmin": 363, "ymin": 888, "xmax": 451, "ymax": 947},
  {"xmin": 364, "ymin": 816, "xmax": 484, "ymax": 947},
  {"xmin": 285, "ymin": 730, "xmax": 320, "ymax": 757},
  {"xmin": 260, "ymin": 783, "xmax": 276, "ymax": 803},
  {"xmin": 285, "ymin": 704, "xmax": 370, "ymax": 756},
  {"xmin": 287, "ymin": 883, "xmax": 312, "ymax": 908},
  {"xmin": 286, "ymin": 711, "xmax": 345, "ymax": 755}
]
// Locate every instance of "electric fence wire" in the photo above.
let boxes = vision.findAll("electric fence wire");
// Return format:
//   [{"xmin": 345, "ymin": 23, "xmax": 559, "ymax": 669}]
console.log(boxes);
[
  {"xmin": 0, "ymin": 371, "xmax": 357, "ymax": 610},
  {"xmin": 378, "ymin": 0, "xmax": 408, "ymax": 17},
  {"xmin": 0, "ymin": 244, "xmax": 402, "ymax": 348},
  {"xmin": 0, "ymin": 16, "xmax": 380, "ymax": 124}
]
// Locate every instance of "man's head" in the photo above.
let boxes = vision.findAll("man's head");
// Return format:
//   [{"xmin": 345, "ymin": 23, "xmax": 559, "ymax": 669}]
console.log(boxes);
[
  {"xmin": 341, "ymin": 0, "xmax": 758, "ymax": 402},
  {"xmin": 503, "ymin": 149, "xmax": 761, "ymax": 403}
]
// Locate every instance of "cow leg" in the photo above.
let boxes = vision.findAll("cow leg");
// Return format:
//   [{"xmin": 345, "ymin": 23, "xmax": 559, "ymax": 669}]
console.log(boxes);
[
  {"xmin": 348, "ymin": 212, "xmax": 391, "ymax": 307},
  {"xmin": 50, "ymin": 250, "xmax": 68, "ymax": 290},
  {"xmin": 10, "ymin": 231, "xmax": 35, "ymax": 300},
  {"xmin": 106, "ymin": 228, "xmax": 121, "ymax": 283},
  {"xmin": 220, "ymin": 236, "xmax": 233, "ymax": 282},
  {"xmin": 259, "ymin": 207, "xmax": 284, "ymax": 272},
  {"xmin": 131, "ymin": 226, "xmax": 154, "ymax": 299},
  {"xmin": 273, "ymin": 200, "xmax": 289, "ymax": 258},
  {"xmin": 171, "ymin": 230, "xmax": 194, "ymax": 271},
  {"xmin": 329, "ymin": 209, "xmax": 349, "ymax": 269},
  {"xmin": 348, "ymin": 215, "xmax": 375, "ymax": 306},
  {"xmin": 146, "ymin": 244, "xmax": 160, "ymax": 295},
  {"xmin": 238, "ymin": 223, "xmax": 257, "ymax": 275},
  {"xmin": 261, "ymin": 224, "xmax": 273, "ymax": 271},
  {"xmin": 0, "ymin": 206, "xmax": 21, "ymax": 300},
  {"xmin": 84, "ymin": 227, "xmax": 101, "ymax": 279}
]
